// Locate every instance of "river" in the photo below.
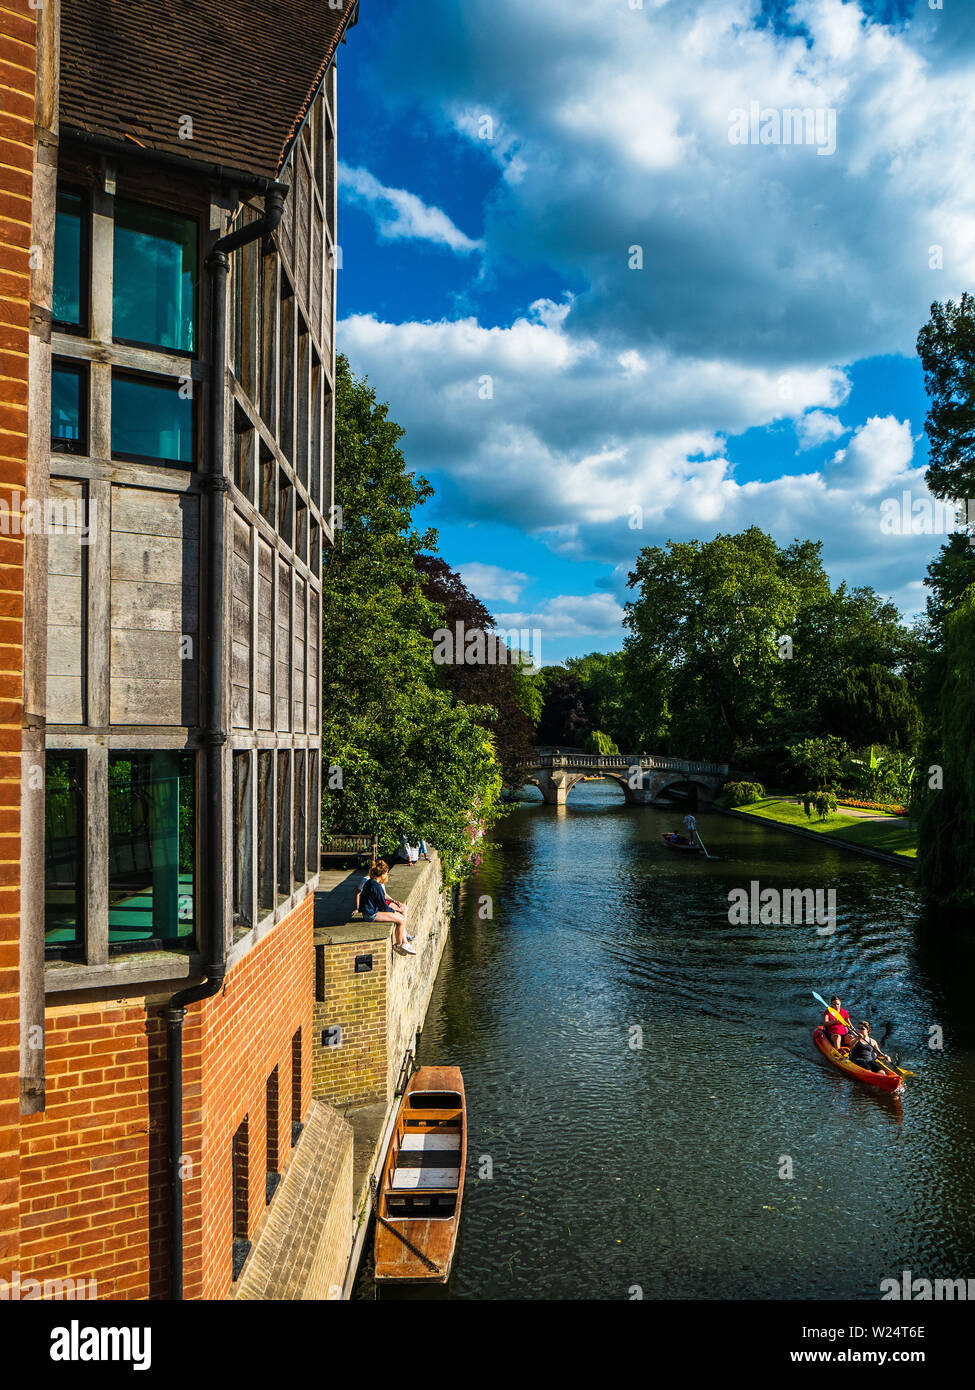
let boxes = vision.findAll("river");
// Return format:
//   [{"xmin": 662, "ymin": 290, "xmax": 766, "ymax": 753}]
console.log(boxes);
[{"xmin": 359, "ymin": 781, "xmax": 975, "ymax": 1300}]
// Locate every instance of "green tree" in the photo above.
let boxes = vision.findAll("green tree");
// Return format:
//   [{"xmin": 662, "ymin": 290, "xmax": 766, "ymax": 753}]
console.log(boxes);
[
  {"xmin": 564, "ymin": 651, "xmax": 638, "ymax": 750},
  {"xmin": 320, "ymin": 357, "xmax": 502, "ymax": 881},
  {"xmin": 583, "ymin": 730, "xmax": 619, "ymax": 755},
  {"xmin": 818, "ymin": 664, "xmax": 920, "ymax": 751},
  {"xmin": 923, "ymin": 532, "xmax": 975, "ymax": 645},
  {"xmin": 915, "ymin": 585, "xmax": 975, "ymax": 910},
  {"xmin": 916, "ymin": 293, "xmax": 975, "ymax": 503}
]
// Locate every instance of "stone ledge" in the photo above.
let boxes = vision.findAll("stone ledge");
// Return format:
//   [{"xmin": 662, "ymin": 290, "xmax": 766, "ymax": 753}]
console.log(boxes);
[
  {"xmin": 230, "ymin": 1099, "xmax": 354, "ymax": 1301},
  {"xmin": 313, "ymin": 853, "xmax": 439, "ymax": 945}
]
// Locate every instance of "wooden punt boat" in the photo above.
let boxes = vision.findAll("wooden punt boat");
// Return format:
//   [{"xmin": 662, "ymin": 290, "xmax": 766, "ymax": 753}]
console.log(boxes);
[
  {"xmin": 374, "ymin": 1065, "xmax": 467, "ymax": 1284},
  {"xmin": 813, "ymin": 1026, "xmax": 904, "ymax": 1094},
  {"xmin": 661, "ymin": 832, "xmax": 701, "ymax": 853}
]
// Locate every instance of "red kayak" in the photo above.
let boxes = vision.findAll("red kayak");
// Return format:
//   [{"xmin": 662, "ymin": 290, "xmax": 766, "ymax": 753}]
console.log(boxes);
[
  {"xmin": 813, "ymin": 1026, "xmax": 904, "ymax": 1094},
  {"xmin": 661, "ymin": 832, "xmax": 700, "ymax": 853}
]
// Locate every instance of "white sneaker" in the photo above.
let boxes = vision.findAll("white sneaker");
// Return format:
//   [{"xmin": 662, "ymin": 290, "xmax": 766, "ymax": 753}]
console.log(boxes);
[{"xmin": 398, "ymin": 942, "xmax": 417, "ymax": 955}]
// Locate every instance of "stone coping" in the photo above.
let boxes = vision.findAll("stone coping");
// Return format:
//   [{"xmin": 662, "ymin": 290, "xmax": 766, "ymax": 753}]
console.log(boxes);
[{"xmin": 313, "ymin": 852, "xmax": 439, "ymax": 946}]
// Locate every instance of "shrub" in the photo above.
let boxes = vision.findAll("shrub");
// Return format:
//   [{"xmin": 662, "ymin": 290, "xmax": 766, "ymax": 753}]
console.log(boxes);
[
  {"xmin": 800, "ymin": 788, "xmax": 838, "ymax": 821},
  {"xmin": 719, "ymin": 779, "xmax": 766, "ymax": 807}
]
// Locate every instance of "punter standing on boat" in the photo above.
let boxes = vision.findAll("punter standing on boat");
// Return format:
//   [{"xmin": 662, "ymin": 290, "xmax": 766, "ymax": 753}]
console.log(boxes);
[
  {"xmin": 824, "ymin": 996, "xmax": 851, "ymax": 1049},
  {"xmin": 684, "ymin": 811, "xmax": 698, "ymax": 839},
  {"xmin": 848, "ymin": 1021, "xmax": 885, "ymax": 1073}
]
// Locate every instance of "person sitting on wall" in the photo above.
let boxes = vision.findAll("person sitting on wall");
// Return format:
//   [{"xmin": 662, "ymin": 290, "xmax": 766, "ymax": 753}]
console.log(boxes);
[{"xmin": 358, "ymin": 861, "xmax": 416, "ymax": 956}]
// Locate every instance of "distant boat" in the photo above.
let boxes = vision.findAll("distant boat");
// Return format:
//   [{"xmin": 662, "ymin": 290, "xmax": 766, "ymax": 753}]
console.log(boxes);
[
  {"xmin": 374, "ymin": 1066, "xmax": 467, "ymax": 1284},
  {"xmin": 661, "ymin": 832, "xmax": 701, "ymax": 853}
]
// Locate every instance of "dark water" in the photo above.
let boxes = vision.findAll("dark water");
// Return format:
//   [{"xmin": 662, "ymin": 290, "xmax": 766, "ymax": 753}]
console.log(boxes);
[{"xmin": 358, "ymin": 782, "xmax": 975, "ymax": 1300}]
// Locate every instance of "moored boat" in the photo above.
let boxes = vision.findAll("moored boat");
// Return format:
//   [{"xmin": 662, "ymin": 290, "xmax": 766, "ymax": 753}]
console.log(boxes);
[
  {"xmin": 374, "ymin": 1065, "xmax": 467, "ymax": 1284},
  {"xmin": 813, "ymin": 1026, "xmax": 904, "ymax": 1094},
  {"xmin": 661, "ymin": 832, "xmax": 701, "ymax": 853}
]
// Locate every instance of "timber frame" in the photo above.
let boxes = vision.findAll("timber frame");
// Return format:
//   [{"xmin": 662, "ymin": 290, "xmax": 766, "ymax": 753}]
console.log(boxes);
[{"xmin": 38, "ymin": 64, "xmax": 338, "ymax": 994}]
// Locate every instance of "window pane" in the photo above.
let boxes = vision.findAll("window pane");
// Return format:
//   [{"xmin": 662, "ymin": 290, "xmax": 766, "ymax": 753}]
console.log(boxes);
[
  {"xmin": 53, "ymin": 190, "xmax": 83, "ymax": 328},
  {"xmin": 258, "ymin": 751, "xmax": 274, "ymax": 913},
  {"xmin": 293, "ymin": 751, "xmax": 306, "ymax": 885},
  {"xmin": 233, "ymin": 752, "xmax": 253, "ymax": 934},
  {"xmin": 113, "ymin": 199, "xmax": 197, "ymax": 351},
  {"xmin": 45, "ymin": 752, "xmax": 85, "ymax": 956},
  {"xmin": 276, "ymin": 752, "xmax": 291, "ymax": 901},
  {"xmin": 108, "ymin": 751, "xmax": 196, "ymax": 948},
  {"xmin": 51, "ymin": 365, "xmax": 85, "ymax": 451},
  {"xmin": 111, "ymin": 374, "xmax": 194, "ymax": 462}
]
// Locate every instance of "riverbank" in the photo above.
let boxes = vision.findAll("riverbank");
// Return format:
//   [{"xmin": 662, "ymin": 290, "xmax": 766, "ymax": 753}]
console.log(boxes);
[{"xmin": 723, "ymin": 796, "xmax": 917, "ymax": 864}]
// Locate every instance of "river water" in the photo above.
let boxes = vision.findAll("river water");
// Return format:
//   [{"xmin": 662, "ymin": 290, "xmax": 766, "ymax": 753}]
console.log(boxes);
[{"xmin": 361, "ymin": 781, "xmax": 975, "ymax": 1301}]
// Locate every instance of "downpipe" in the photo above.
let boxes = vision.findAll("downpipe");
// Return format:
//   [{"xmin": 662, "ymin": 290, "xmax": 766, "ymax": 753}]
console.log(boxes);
[{"xmin": 166, "ymin": 185, "xmax": 287, "ymax": 1300}]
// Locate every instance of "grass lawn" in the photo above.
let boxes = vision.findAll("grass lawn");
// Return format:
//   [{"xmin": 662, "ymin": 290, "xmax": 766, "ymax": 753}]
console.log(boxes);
[{"xmin": 735, "ymin": 797, "xmax": 918, "ymax": 859}]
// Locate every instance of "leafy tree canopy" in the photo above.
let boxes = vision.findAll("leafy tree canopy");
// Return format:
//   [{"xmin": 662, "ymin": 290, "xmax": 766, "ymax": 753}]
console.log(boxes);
[{"xmin": 320, "ymin": 357, "xmax": 502, "ymax": 880}]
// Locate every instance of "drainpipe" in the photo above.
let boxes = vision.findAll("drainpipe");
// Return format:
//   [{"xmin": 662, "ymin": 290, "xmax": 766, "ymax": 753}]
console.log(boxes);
[{"xmin": 166, "ymin": 184, "xmax": 288, "ymax": 1300}]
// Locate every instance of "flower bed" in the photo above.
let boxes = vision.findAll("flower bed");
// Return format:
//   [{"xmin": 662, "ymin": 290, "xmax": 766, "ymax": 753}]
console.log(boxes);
[{"xmin": 836, "ymin": 798, "xmax": 907, "ymax": 815}]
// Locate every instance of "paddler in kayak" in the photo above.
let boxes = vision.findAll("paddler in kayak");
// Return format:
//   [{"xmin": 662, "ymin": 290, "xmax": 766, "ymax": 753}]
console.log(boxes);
[
  {"xmin": 848, "ymin": 1021, "xmax": 887, "ymax": 1073},
  {"xmin": 823, "ymin": 996, "xmax": 851, "ymax": 1050}
]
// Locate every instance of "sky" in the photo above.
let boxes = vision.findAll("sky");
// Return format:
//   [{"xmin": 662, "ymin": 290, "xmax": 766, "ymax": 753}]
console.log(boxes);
[{"xmin": 335, "ymin": 0, "xmax": 975, "ymax": 665}]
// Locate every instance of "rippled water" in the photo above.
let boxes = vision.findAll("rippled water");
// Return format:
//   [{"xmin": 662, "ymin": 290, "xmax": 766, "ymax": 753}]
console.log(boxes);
[{"xmin": 359, "ymin": 782, "xmax": 975, "ymax": 1301}]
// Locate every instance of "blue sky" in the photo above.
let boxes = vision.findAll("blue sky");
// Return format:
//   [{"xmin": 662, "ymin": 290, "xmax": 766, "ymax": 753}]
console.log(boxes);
[{"xmin": 335, "ymin": 0, "xmax": 975, "ymax": 664}]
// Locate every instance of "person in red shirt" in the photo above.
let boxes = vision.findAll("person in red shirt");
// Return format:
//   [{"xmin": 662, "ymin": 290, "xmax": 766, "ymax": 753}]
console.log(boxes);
[{"xmin": 824, "ymin": 995, "xmax": 851, "ymax": 1050}]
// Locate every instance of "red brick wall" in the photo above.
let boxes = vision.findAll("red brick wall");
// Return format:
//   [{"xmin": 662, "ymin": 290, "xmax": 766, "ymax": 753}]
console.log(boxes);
[
  {"xmin": 189, "ymin": 893, "xmax": 314, "ymax": 1300},
  {"xmin": 13, "ymin": 896, "xmax": 314, "ymax": 1299},
  {"xmin": 0, "ymin": 0, "xmax": 35, "ymax": 1277}
]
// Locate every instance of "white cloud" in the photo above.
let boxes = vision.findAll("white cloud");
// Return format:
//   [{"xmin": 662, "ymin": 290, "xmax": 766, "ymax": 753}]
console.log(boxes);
[
  {"xmin": 339, "ymin": 163, "xmax": 483, "ymax": 254},
  {"xmin": 371, "ymin": 0, "xmax": 975, "ymax": 364},
  {"xmin": 456, "ymin": 562, "xmax": 529, "ymax": 604},
  {"xmin": 796, "ymin": 410, "xmax": 849, "ymax": 450},
  {"xmin": 337, "ymin": 0, "xmax": 975, "ymax": 643},
  {"xmin": 493, "ymin": 593, "xmax": 626, "ymax": 641},
  {"xmin": 341, "ymin": 307, "xmax": 949, "ymax": 618}
]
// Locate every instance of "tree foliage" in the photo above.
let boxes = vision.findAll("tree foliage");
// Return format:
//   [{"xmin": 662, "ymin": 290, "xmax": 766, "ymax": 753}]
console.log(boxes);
[
  {"xmin": 916, "ymin": 292, "xmax": 975, "ymax": 503},
  {"xmin": 414, "ymin": 553, "xmax": 535, "ymax": 789},
  {"xmin": 915, "ymin": 585, "xmax": 975, "ymax": 910},
  {"xmin": 818, "ymin": 664, "xmax": 920, "ymax": 751},
  {"xmin": 623, "ymin": 527, "xmax": 914, "ymax": 759},
  {"xmin": 320, "ymin": 357, "xmax": 502, "ymax": 881}
]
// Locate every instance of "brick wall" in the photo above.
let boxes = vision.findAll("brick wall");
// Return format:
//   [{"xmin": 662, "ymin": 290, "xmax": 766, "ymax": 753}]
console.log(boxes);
[
  {"xmin": 187, "ymin": 893, "xmax": 314, "ymax": 1301},
  {"xmin": 0, "ymin": 0, "xmax": 35, "ymax": 1276},
  {"xmin": 312, "ymin": 856, "xmax": 451, "ymax": 1110},
  {"xmin": 8, "ymin": 894, "xmax": 314, "ymax": 1300}
]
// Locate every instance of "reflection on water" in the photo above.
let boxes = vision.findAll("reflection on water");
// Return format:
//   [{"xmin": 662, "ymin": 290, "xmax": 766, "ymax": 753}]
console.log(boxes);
[{"xmin": 358, "ymin": 781, "xmax": 975, "ymax": 1301}]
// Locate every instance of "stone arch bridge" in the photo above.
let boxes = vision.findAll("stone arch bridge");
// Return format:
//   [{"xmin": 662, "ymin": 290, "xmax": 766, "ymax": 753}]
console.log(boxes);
[{"xmin": 518, "ymin": 752, "xmax": 729, "ymax": 807}]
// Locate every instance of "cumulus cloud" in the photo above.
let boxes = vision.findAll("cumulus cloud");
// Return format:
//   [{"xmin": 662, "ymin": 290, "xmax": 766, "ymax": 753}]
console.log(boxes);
[
  {"xmin": 338, "ymin": 0, "xmax": 975, "ymax": 640},
  {"xmin": 456, "ymin": 562, "xmax": 529, "ymax": 604},
  {"xmin": 493, "ymin": 593, "xmax": 627, "ymax": 642},
  {"xmin": 339, "ymin": 163, "xmax": 483, "ymax": 254},
  {"xmin": 796, "ymin": 410, "xmax": 849, "ymax": 450},
  {"xmin": 370, "ymin": 0, "xmax": 975, "ymax": 364},
  {"xmin": 341, "ymin": 306, "xmax": 947, "ymax": 619}
]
